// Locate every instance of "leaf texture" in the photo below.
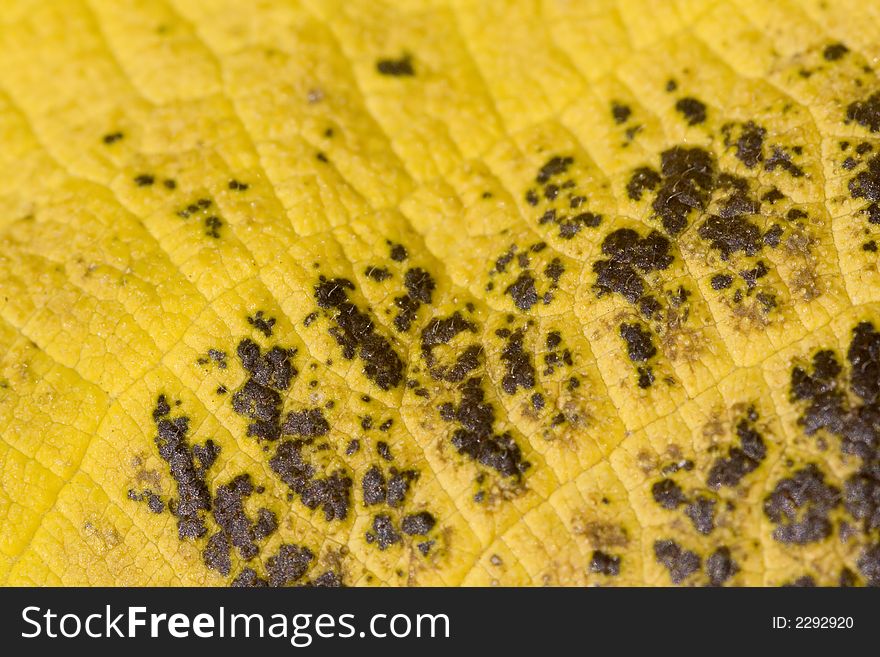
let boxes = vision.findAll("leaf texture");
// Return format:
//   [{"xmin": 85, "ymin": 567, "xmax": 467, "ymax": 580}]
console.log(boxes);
[{"xmin": 1, "ymin": 0, "xmax": 880, "ymax": 587}]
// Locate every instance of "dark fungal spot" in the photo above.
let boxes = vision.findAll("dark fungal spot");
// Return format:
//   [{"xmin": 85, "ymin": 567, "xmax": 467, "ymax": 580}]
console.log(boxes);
[
  {"xmin": 401, "ymin": 512, "xmax": 436, "ymax": 535},
  {"xmin": 176, "ymin": 198, "xmax": 211, "ymax": 219},
  {"xmin": 204, "ymin": 216, "xmax": 222, "ymax": 239},
  {"xmin": 637, "ymin": 367, "xmax": 655, "ymax": 389},
  {"xmin": 824, "ymin": 42, "xmax": 849, "ymax": 61},
  {"xmin": 544, "ymin": 258, "xmax": 565, "ymax": 285},
  {"xmin": 314, "ymin": 276, "xmax": 404, "ymax": 390},
  {"xmin": 370, "ymin": 514, "xmax": 401, "ymax": 549},
  {"xmin": 387, "ymin": 469, "xmax": 418, "ymax": 508},
  {"xmin": 237, "ymin": 339, "xmax": 295, "ymax": 390},
  {"xmin": 102, "ymin": 131, "xmax": 124, "ymax": 145},
  {"xmin": 269, "ymin": 439, "xmax": 352, "ymax": 521},
  {"xmin": 847, "ymin": 92, "xmax": 880, "ymax": 133},
  {"xmin": 556, "ymin": 212, "xmax": 602, "ymax": 238},
  {"xmin": 839, "ymin": 567, "xmax": 857, "ymax": 587},
  {"xmin": 500, "ymin": 328, "xmax": 535, "ymax": 395},
  {"xmin": 231, "ymin": 339, "xmax": 296, "ymax": 440},
  {"xmin": 684, "ymin": 496, "xmax": 716, "ymax": 535},
  {"xmin": 666, "ymin": 79, "xmax": 677, "ymax": 92},
  {"xmin": 230, "ymin": 568, "xmax": 268, "ymax": 587},
  {"xmin": 619, "ymin": 323, "xmax": 656, "ymax": 363},
  {"xmin": 651, "ymin": 478, "xmax": 686, "ymax": 510},
  {"xmin": 536, "ymin": 156, "xmax": 573, "ymax": 184},
  {"xmin": 393, "ymin": 267, "xmax": 436, "ymax": 332},
  {"xmin": 345, "ymin": 439, "xmax": 360, "ymax": 455},
  {"xmin": 593, "ymin": 228, "xmax": 673, "ymax": 303},
  {"xmin": 864, "ymin": 240, "xmax": 878, "ymax": 252},
  {"xmin": 706, "ymin": 547, "xmax": 738, "ymax": 586},
  {"xmin": 505, "ymin": 272, "xmax": 538, "ymax": 311},
  {"xmin": 448, "ymin": 377, "xmax": 529, "ymax": 477},
  {"xmin": 421, "ymin": 311, "xmax": 476, "ymax": 368},
  {"xmin": 661, "ymin": 459, "xmax": 694, "ymax": 475},
  {"xmin": 150, "ymin": 396, "xmax": 214, "ymax": 540},
  {"xmin": 210, "ymin": 474, "xmax": 276, "ymax": 567},
  {"xmin": 495, "ymin": 246, "xmax": 516, "ymax": 273},
  {"xmin": 711, "ymin": 273, "xmax": 733, "ymax": 290},
  {"xmin": 849, "ymin": 156, "xmax": 880, "ymax": 226},
  {"xmin": 429, "ymin": 346, "xmax": 481, "ymax": 384},
  {"xmin": 282, "ymin": 408, "xmax": 330, "ymax": 437},
  {"xmin": 789, "ymin": 321, "xmax": 880, "ymax": 515},
  {"xmin": 163, "ymin": 179, "xmax": 176, "ymax": 190},
  {"xmin": 611, "ymin": 102, "xmax": 631, "ymax": 124},
  {"xmin": 698, "ymin": 214, "xmax": 762, "ymax": 260},
  {"xmin": 652, "ymin": 147, "xmax": 715, "ymax": 235},
  {"xmin": 756, "ymin": 292, "xmax": 776, "ymax": 311},
  {"xmin": 715, "ymin": 173, "xmax": 760, "ymax": 219},
  {"xmin": 858, "ymin": 544, "xmax": 880, "ymax": 585},
  {"xmin": 763, "ymin": 224, "xmax": 783, "ymax": 247},
  {"xmin": 675, "ymin": 97, "xmax": 707, "ymax": 125},
  {"xmin": 388, "ymin": 242, "xmax": 408, "ymax": 262},
  {"xmin": 783, "ymin": 575, "xmax": 816, "ymax": 587},
  {"xmin": 762, "ymin": 188, "xmax": 784, "ymax": 203},
  {"xmin": 764, "ymin": 464, "xmax": 840, "ymax": 544},
  {"xmin": 266, "ymin": 544, "xmax": 314, "ymax": 587},
  {"xmin": 844, "ymin": 469, "xmax": 880, "ymax": 533},
  {"xmin": 311, "ymin": 571, "xmax": 344, "ymax": 588},
  {"xmin": 362, "ymin": 465, "xmax": 386, "ymax": 506},
  {"xmin": 438, "ymin": 402, "xmax": 455, "ymax": 421},
  {"xmin": 864, "ymin": 204, "xmax": 880, "ymax": 225},
  {"xmin": 531, "ymin": 393, "xmax": 545, "ymax": 411},
  {"xmin": 253, "ymin": 508, "xmax": 277, "ymax": 540},
  {"xmin": 764, "ymin": 146, "xmax": 804, "ymax": 178},
  {"xmin": 247, "ymin": 310, "xmax": 276, "ymax": 337},
  {"xmin": 639, "ymin": 295, "xmax": 662, "ymax": 319},
  {"xmin": 727, "ymin": 120, "xmax": 766, "ymax": 168},
  {"xmin": 193, "ymin": 441, "xmax": 220, "ymax": 473},
  {"xmin": 377, "ymin": 441, "xmax": 393, "ymax": 462},
  {"xmin": 376, "ymin": 55, "xmax": 414, "ymax": 77},
  {"xmin": 316, "ymin": 152, "xmax": 328, "ymax": 163},
  {"xmin": 626, "ymin": 167, "xmax": 661, "ymax": 201},
  {"xmin": 707, "ymin": 413, "xmax": 767, "ymax": 489},
  {"xmin": 228, "ymin": 179, "xmax": 249, "ymax": 191},
  {"xmin": 739, "ymin": 261, "xmax": 768, "ymax": 288},
  {"xmin": 653, "ymin": 539, "xmax": 701, "ymax": 584},
  {"xmin": 365, "ymin": 265, "xmax": 392, "ymax": 282},
  {"xmin": 203, "ymin": 532, "xmax": 232, "ymax": 576},
  {"xmin": 590, "ymin": 550, "xmax": 621, "ymax": 576},
  {"xmin": 128, "ymin": 489, "xmax": 165, "ymax": 514},
  {"xmin": 134, "ymin": 174, "xmax": 155, "ymax": 187}
]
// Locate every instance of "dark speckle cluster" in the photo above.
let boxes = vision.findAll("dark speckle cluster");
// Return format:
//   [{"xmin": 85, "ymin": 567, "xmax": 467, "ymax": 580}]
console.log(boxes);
[
  {"xmin": 314, "ymin": 276, "xmax": 403, "ymax": 390},
  {"xmin": 786, "ymin": 322, "xmax": 880, "ymax": 583}
]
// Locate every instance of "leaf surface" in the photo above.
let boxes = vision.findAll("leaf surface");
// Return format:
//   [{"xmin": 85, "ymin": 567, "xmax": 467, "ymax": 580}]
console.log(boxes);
[{"xmin": 1, "ymin": 0, "xmax": 880, "ymax": 587}]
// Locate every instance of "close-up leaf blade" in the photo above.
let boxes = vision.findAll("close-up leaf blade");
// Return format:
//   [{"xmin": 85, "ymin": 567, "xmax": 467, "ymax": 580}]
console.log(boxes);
[{"xmin": 1, "ymin": 0, "xmax": 879, "ymax": 588}]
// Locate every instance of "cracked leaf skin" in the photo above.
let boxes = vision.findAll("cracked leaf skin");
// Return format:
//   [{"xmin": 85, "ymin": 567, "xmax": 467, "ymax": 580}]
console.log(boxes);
[{"xmin": 2, "ymin": 0, "xmax": 880, "ymax": 587}]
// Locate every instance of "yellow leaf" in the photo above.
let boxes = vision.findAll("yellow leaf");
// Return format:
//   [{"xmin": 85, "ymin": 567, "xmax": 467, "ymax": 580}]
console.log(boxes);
[{"xmin": 1, "ymin": 0, "xmax": 879, "ymax": 587}]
